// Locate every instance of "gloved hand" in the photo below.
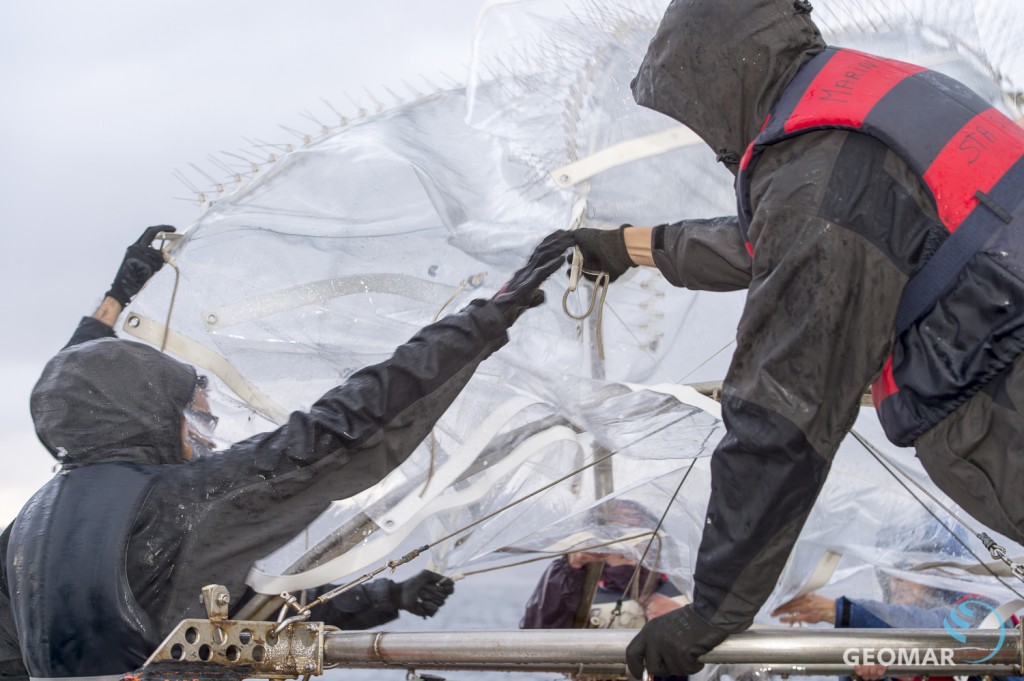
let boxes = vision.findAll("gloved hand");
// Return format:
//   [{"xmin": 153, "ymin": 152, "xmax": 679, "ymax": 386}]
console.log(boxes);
[
  {"xmin": 568, "ymin": 225, "xmax": 635, "ymax": 282},
  {"xmin": 625, "ymin": 604, "xmax": 730, "ymax": 678},
  {"xmin": 491, "ymin": 230, "xmax": 575, "ymax": 324},
  {"xmin": 392, "ymin": 570, "xmax": 455, "ymax": 618},
  {"xmin": 105, "ymin": 225, "xmax": 176, "ymax": 306}
]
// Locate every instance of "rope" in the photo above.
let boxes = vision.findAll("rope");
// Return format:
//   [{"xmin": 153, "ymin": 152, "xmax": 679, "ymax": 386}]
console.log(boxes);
[
  {"xmin": 562, "ymin": 270, "xmax": 611, "ymax": 360},
  {"xmin": 429, "ymin": 449, "xmax": 616, "ymax": 548},
  {"xmin": 449, "ymin": 531, "xmax": 657, "ymax": 579},
  {"xmin": 676, "ymin": 338, "xmax": 736, "ymax": 384},
  {"xmin": 427, "ymin": 408, "xmax": 698, "ymax": 552},
  {"xmin": 432, "ymin": 277, "xmax": 474, "ymax": 322},
  {"xmin": 284, "ymin": 544, "xmax": 431, "ymax": 619},
  {"xmin": 160, "ymin": 255, "xmax": 181, "ymax": 353},
  {"xmin": 275, "ymin": 379, "xmax": 706, "ymax": 615},
  {"xmin": 276, "ymin": 450, "xmax": 616, "ymax": 615},
  {"xmin": 286, "ymin": 411, "xmax": 697, "ymax": 613},
  {"xmin": 609, "ymin": 458, "xmax": 697, "ymax": 626},
  {"xmin": 851, "ymin": 428, "xmax": 1024, "ymax": 598}
]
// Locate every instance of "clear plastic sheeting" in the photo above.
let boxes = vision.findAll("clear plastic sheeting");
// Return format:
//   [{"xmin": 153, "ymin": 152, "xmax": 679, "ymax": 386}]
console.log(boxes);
[{"xmin": 126, "ymin": 0, "xmax": 1024, "ymax": 627}]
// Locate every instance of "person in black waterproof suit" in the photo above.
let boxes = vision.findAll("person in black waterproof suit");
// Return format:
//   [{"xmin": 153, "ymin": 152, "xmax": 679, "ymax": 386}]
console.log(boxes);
[
  {"xmin": 0, "ymin": 225, "xmax": 574, "ymax": 681},
  {"xmin": 563, "ymin": 0, "xmax": 1024, "ymax": 677}
]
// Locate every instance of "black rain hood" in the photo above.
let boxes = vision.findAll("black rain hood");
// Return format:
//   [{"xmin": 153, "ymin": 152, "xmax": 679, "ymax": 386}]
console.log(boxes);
[
  {"xmin": 30, "ymin": 338, "xmax": 197, "ymax": 467},
  {"xmin": 631, "ymin": 0, "xmax": 825, "ymax": 173}
]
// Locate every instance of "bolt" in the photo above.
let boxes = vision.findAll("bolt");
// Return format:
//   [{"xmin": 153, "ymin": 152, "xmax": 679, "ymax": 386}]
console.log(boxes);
[{"xmin": 217, "ymin": 593, "xmax": 230, "ymax": 606}]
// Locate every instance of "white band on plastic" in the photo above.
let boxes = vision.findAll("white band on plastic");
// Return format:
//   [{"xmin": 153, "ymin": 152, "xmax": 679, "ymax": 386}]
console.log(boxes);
[
  {"xmin": 121, "ymin": 312, "xmax": 289, "ymax": 424},
  {"xmin": 203, "ymin": 274, "xmax": 462, "ymax": 330},
  {"xmin": 375, "ymin": 395, "xmax": 545, "ymax": 533},
  {"xmin": 245, "ymin": 423, "xmax": 580, "ymax": 594},
  {"xmin": 980, "ymin": 599, "xmax": 1024, "ymax": 629},
  {"xmin": 623, "ymin": 382, "xmax": 723, "ymax": 420},
  {"xmin": 551, "ymin": 125, "xmax": 702, "ymax": 188}
]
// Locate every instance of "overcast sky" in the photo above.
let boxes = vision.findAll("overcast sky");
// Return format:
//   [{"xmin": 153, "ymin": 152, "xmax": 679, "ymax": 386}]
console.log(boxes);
[{"xmin": 0, "ymin": 1, "xmax": 487, "ymax": 524}]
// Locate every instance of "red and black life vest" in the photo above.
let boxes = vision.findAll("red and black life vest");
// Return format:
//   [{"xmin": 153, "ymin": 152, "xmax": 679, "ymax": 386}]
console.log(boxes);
[{"xmin": 736, "ymin": 46, "xmax": 1024, "ymax": 446}]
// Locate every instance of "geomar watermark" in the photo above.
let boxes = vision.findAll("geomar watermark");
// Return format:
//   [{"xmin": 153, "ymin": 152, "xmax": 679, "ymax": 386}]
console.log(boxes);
[{"xmin": 841, "ymin": 598, "xmax": 1007, "ymax": 668}]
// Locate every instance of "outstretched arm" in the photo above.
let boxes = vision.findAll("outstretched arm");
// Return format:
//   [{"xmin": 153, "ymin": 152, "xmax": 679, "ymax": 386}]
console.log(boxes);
[{"xmin": 152, "ymin": 233, "xmax": 574, "ymax": 631}]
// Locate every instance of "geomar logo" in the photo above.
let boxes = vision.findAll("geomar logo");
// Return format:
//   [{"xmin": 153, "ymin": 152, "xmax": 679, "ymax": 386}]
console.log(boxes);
[
  {"xmin": 842, "ymin": 598, "xmax": 1007, "ymax": 668},
  {"xmin": 943, "ymin": 597, "xmax": 1005, "ymax": 664}
]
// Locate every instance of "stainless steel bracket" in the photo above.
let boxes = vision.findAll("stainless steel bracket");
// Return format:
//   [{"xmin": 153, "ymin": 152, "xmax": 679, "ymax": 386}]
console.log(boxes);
[{"xmin": 144, "ymin": 585, "xmax": 324, "ymax": 679}]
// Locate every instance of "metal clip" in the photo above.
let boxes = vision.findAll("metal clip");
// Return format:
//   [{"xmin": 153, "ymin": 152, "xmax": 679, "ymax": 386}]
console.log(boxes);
[{"xmin": 200, "ymin": 584, "xmax": 231, "ymax": 621}]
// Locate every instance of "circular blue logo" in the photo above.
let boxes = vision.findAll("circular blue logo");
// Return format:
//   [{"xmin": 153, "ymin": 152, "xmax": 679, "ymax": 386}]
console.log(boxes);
[{"xmin": 943, "ymin": 598, "xmax": 1005, "ymax": 664}]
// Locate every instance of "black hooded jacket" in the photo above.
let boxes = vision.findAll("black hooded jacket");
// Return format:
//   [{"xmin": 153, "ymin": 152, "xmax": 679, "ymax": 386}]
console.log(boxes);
[
  {"xmin": 2, "ymin": 300, "xmax": 510, "ymax": 678},
  {"xmin": 625, "ymin": 0, "xmax": 1010, "ymax": 635}
]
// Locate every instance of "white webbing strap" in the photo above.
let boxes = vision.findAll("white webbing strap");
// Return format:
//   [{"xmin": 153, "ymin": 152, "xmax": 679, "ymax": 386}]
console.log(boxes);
[
  {"xmin": 203, "ymin": 274, "xmax": 464, "ymax": 330},
  {"xmin": 792, "ymin": 549, "xmax": 844, "ymax": 599},
  {"xmin": 980, "ymin": 599, "xmax": 1024, "ymax": 629},
  {"xmin": 121, "ymin": 312, "xmax": 289, "ymax": 424},
  {"xmin": 245, "ymin": 422, "xmax": 579, "ymax": 594},
  {"xmin": 375, "ymin": 395, "xmax": 544, "ymax": 533},
  {"xmin": 550, "ymin": 125, "xmax": 702, "ymax": 188},
  {"xmin": 623, "ymin": 382, "xmax": 724, "ymax": 420},
  {"xmin": 910, "ymin": 557, "xmax": 1024, "ymax": 577}
]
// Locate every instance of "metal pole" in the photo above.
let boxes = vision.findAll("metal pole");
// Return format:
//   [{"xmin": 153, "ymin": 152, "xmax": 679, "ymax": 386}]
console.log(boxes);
[{"xmin": 324, "ymin": 628, "xmax": 1021, "ymax": 676}]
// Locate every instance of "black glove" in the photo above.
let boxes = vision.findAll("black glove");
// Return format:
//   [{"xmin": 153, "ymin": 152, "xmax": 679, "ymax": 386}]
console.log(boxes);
[
  {"xmin": 392, "ymin": 570, "xmax": 455, "ymax": 618},
  {"xmin": 105, "ymin": 225, "xmax": 176, "ymax": 306},
  {"xmin": 491, "ymin": 230, "xmax": 575, "ymax": 324},
  {"xmin": 625, "ymin": 604, "xmax": 729, "ymax": 678},
  {"xmin": 567, "ymin": 225, "xmax": 634, "ymax": 282}
]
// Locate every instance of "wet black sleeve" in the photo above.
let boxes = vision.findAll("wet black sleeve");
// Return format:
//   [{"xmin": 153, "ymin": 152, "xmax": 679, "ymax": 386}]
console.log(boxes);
[
  {"xmin": 0, "ymin": 527, "xmax": 28, "ymax": 681},
  {"xmin": 651, "ymin": 217, "xmax": 752, "ymax": 292},
  {"xmin": 209, "ymin": 299, "xmax": 510, "ymax": 492},
  {"xmin": 63, "ymin": 316, "xmax": 117, "ymax": 349},
  {"xmin": 306, "ymin": 580, "xmax": 400, "ymax": 630}
]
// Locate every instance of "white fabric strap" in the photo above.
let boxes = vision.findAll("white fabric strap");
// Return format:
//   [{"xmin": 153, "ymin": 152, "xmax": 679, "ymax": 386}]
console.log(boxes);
[
  {"xmin": 550, "ymin": 125, "xmax": 702, "ymax": 188},
  {"xmin": 203, "ymin": 274, "xmax": 462, "ymax": 330},
  {"xmin": 245, "ymin": 422, "xmax": 579, "ymax": 594},
  {"xmin": 624, "ymin": 382, "xmax": 723, "ymax": 420},
  {"xmin": 979, "ymin": 599, "xmax": 1024, "ymax": 629},
  {"xmin": 910, "ymin": 557, "xmax": 1024, "ymax": 577},
  {"xmin": 121, "ymin": 312, "xmax": 289, "ymax": 424},
  {"xmin": 376, "ymin": 395, "xmax": 544, "ymax": 533},
  {"xmin": 793, "ymin": 549, "xmax": 843, "ymax": 599}
]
